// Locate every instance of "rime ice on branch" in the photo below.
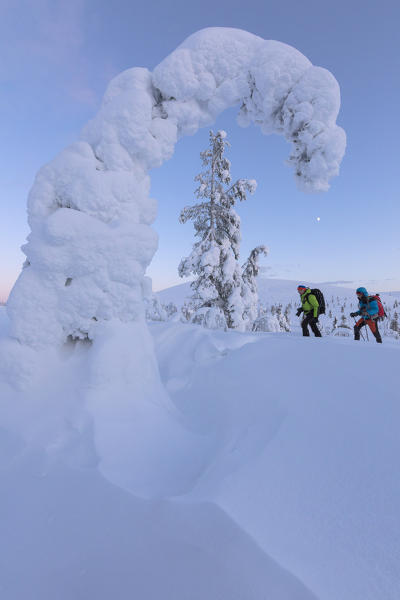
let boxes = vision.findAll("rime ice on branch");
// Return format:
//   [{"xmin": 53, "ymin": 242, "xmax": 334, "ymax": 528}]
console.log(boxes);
[{"xmin": 7, "ymin": 27, "xmax": 346, "ymax": 348}]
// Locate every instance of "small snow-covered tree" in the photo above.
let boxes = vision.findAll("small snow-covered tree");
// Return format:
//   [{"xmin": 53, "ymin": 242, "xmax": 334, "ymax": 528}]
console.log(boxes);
[
  {"xmin": 179, "ymin": 130, "xmax": 257, "ymax": 330},
  {"xmin": 145, "ymin": 294, "xmax": 167, "ymax": 322},
  {"xmin": 276, "ymin": 304, "xmax": 291, "ymax": 332},
  {"xmin": 253, "ymin": 302, "xmax": 290, "ymax": 333},
  {"xmin": 180, "ymin": 301, "xmax": 195, "ymax": 323},
  {"xmin": 241, "ymin": 245, "xmax": 268, "ymax": 328},
  {"xmin": 390, "ymin": 312, "xmax": 399, "ymax": 333},
  {"xmin": 163, "ymin": 302, "xmax": 178, "ymax": 319},
  {"xmin": 252, "ymin": 312, "xmax": 281, "ymax": 333}
]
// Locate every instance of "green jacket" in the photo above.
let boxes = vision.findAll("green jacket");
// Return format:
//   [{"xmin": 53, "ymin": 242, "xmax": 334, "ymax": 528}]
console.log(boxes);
[{"xmin": 300, "ymin": 288, "xmax": 319, "ymax": 318}]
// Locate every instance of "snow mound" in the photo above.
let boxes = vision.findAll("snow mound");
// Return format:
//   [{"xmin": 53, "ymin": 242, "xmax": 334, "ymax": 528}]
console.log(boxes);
[
  {"xmin": 0, "ymin": 306, "xmax": 399, "ymax": 599},
  {"xmin": 0, "ymin": 452, "xmax": 317, "ymax": 600},
  {"xmin": 150, "ymin": 321, "xmax": 400, "ymax": 600},
  {"xmin": 0, "ymin": 319, "xmax": 209, "ymax": 497}
]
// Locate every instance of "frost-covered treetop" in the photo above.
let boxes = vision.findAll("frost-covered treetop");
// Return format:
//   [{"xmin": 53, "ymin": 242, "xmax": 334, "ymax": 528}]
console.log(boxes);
[{"xmin": 7, "ymin": 27, "xmax": 346, "ymax": 349}]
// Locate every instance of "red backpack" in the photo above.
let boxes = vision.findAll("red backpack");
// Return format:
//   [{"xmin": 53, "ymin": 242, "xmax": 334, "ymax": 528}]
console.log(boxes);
[{"xmin": 369, "ymin": 294, "xmax": 386, "ymax": 320}]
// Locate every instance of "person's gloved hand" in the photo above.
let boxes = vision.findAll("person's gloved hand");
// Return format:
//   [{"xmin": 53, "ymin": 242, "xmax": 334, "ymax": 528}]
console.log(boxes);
[
  {"xmin": 309, "ymin": 316, "xmax": 318, "ymax": 324},
  {"xmin": 350, "ymin": 312, "xmax": 357, "ymax": 318},
  {"xmin": 296, "ymin": 308, "xmax": 303, "ymax": 317}
]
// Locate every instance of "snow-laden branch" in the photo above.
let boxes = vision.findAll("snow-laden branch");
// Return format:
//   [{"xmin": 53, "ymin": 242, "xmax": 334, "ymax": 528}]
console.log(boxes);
[{"xmin": 152, "ymin": 28, "xmax": 346, "ymax": 192}]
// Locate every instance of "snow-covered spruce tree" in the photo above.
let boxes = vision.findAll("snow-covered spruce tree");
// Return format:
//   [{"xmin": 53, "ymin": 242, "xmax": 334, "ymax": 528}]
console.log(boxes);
[
  {"xmin": 179, "ymin": 130, "xmax": 256, "ymax": 330},
  {"xmin": 241, "ymin": 245, "xmax": 268, "ymax": 328}
]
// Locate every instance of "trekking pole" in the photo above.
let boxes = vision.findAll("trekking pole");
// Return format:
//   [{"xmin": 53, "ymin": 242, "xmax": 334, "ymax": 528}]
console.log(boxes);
[{"xmin": 365, "ymin": 319, "xmax": 369, "ymax": 342}]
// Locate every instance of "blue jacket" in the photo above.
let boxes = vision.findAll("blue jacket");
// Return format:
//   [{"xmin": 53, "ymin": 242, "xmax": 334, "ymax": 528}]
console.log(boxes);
[{"xmin": 355, "ymin": 287, "xmax": 378, "ymax": 319}]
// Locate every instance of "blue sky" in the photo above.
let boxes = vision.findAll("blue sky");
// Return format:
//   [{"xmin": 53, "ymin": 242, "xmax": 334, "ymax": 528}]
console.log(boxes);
[{"xmin": 1, "ymin": 0, "xmax": 399, "ymax": 299}]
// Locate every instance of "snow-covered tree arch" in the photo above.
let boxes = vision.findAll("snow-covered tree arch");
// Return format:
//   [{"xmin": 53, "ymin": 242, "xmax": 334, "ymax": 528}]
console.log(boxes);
[{"xmin": 7, "ymin": 27, "xmax": 346, "ymax": 348}]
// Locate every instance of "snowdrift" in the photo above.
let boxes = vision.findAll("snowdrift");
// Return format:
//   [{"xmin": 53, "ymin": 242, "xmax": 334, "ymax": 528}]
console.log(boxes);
[
  {"xmin": 0, "ymin": 452, "xmax": 317, "ymax": 600},
  {"xmin": 151, "ymin": 321, "xmax": 400, "ymax": 600},
  {"xmin": 1, "ymin": 304, "xmax": 399, "ymax": 599}
]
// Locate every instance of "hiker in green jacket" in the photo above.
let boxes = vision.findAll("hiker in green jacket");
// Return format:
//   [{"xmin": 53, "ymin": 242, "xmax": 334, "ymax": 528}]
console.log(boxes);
[{"xmin": 296, "ymin": 285, "xmax": 322, "ymax": 337}]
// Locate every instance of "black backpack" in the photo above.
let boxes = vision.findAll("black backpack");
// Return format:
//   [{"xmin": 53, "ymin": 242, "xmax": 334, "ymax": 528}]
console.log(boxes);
[{"xmin": 305, "ymin": 288, "xmax": 326, "ymax": 315}]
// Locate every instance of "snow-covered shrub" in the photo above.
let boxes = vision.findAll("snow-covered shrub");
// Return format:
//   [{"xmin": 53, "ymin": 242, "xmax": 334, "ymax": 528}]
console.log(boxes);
[
  {"xmin": 145, "ymin": 295, "xmax": 167, "ymax": 322},
  {"xmin": 163, "ymin": 302, "xmax": 178, "ymax": 319},
  {"xmin": 191, "ymin": 306, "xmax": 227, "ymax": 330},
  {"xmin": 143, "ymin": 279, "xmax": 177, "ymax": 322},
  {"xmin": 276, "ymin": 305, "xmax": 291, "ymax": 332},
  {"xmin": 384, "ymin": 310, "xmax": 400, "ymax": 339},
  {"xmin": 332, "ymin": 324, "xmax": 352, "ymax": 337},
  {"xmin": 389, "ymin": 312, "xmax": 399, "ymax": 332},
  {"xmin": 180, "ymin": 302, "xmax": 195, "ymax": 323},
  {"xmin": 255, "ymin": 303, "xmax": 291, "ymax": 333},
  {"xmin": 252, "ymin": 313, "xmax": 282, "ymax": 333}
]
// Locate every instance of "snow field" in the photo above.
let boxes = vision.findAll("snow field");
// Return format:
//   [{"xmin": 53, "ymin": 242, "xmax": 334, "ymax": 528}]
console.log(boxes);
[
  {"xmin": 1, "ymin": 305, "xmax": 399, "ymax": 598},
  {"xmin": 0, "ymin": 453, "xmax": 317, "ymax": 600},
  {"xmin": 151, "ymin": 321, "xmax": 400, "ymax": 600}
]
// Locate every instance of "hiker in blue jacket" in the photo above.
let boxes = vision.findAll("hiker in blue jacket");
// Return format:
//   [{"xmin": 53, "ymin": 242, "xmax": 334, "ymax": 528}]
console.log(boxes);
[{"xmin": 350, "ymin": 287, "xmax": 382, "ymax": 343}]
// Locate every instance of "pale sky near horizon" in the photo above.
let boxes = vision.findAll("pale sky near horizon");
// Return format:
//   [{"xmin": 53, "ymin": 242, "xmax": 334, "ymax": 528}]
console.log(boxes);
[{"xmin": 1, "ymin": 0, "xmax": 399, "ymax": 301}]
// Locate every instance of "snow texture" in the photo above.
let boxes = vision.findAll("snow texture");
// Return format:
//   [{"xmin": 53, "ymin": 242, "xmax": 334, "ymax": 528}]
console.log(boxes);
[
  {"xmin": 0, "ymin": 303, "xmax": 399, "ymax": 599},
  {"xmin": 151, "ymin": 321, "xmax": 400, "ymax": 600}
]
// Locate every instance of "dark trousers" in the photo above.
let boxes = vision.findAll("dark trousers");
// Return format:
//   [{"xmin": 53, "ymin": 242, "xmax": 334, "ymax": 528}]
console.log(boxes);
[
  {"xmin": 354, "ymin": 317, "xmax": 382, "ymax": 343},
  {"xmin": 301, "ymin": 313, "xmax": 322, "ymax": 337}
]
